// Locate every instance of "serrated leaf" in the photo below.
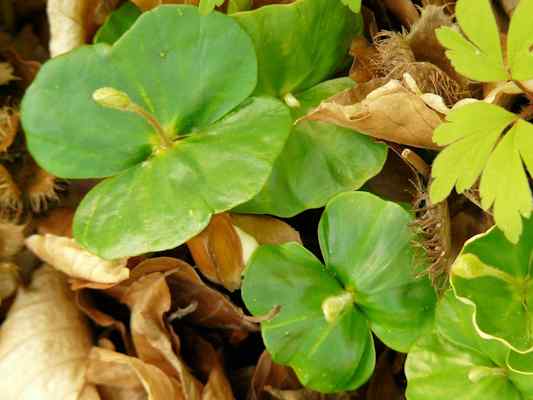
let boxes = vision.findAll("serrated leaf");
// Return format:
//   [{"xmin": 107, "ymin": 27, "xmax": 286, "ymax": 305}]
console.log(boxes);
[
  {"xmin": 430, "ymin": 102, "xmax": 533, "ymax": 243},
  {"xmin": 506, "ymin": 0, "xmax": 533, "ymax": 80},
  {"xmin": 340, "ymin": 0, "xmax": 361, "ymax": 13},
  {"xmin": 435, "ymin": 0, "xmax": 506, "ymax": 81}
]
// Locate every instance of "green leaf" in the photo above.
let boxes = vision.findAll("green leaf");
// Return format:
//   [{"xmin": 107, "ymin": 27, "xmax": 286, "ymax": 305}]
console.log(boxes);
[
  {"xmin": 318, "ymin": 191, "xmax": 436, "ymax": 351},
  {"xmin": 227, "ymin": 0, "xmax": 252, "ymax": 14},
  {"xmin": 406, "ymin": 291, "xmax": 530, "ymax": 400},
  {"xmin": 450, "ymin": 217, "xmax": 533, "ymax": 353},
  {"xmin": 237, "ymin": 78, "xmax": 387, "ymax": 217},
  {"xmin": 430, "ymin": 102, "xmax": 533, "ymax": 243},
  {"xmin": 435, "ymin": 0, "xmax": 506, "ymax": 82},
  {"xmin": 505, "ymin": 0, "xmax": 533, "ymax": 80},
  {"xmin": 93, "ymin": 2, "xmax": 141, "ymax": 45},
  {"xmin": 232, "ymin": 0, "xmax": 361, "ymax": 97},
  {"xmin": 198, "ymin": 0, "xmax": 225, "ymax": 15},
  {"xmin": 242, "ymin": 192, "xmax": 435, "ymax": 392},
  {"xmin": 340, "ymin": 0, "xmax": 361, "ymax": 13},
  {"xmin": 242, "ymin": 243, "xmax": 375, "ymax": 393},
  {"xmin": 22, "ymin": 6, "xmax": 292, "ymax": 258},
  {"xmin": 74, "ymin": 97, "xmax": 291, "ymax": 258}
]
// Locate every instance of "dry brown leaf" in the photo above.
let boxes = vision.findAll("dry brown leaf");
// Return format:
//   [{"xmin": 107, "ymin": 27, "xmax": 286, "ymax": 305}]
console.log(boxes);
[
  {"xmin": 0, "ymin": 107, "xmax": 18, "ymax": 152},
  {"xmin": 25, "ymin": 233, "xmax": 130, "ymax": 283},
  {"xmin": 0, "ymin": 262, "xmax": 19, "ymax": 305},
  {"xmin": 0, "ymin": 265, "xmax": 98, "ymax": 399},
  {"xmin": 0, "ymin": 62, "xmax": 17, "ymax": 85},
  {"xmin": 120, "ymin": 268, "xmax": 204, "ymax": 399},
  {"xmin": 305, "ymin": 77, "xmax": 442, "ymax": 149},
  {"xmin": 47, "ymin": 0, "xmax": 96, "ymax": 56},
  {"xmin": 0, "ymin": 220, "xmax": 25, "ymax": 258},
  {"xmin": 37, "ymin": 207, "xmax": 75, "ymax": 237},
  {"xmin": 248, "ymin": 352, "xmax": 300, "ymax": 400},
  {"xmin": 131, "ymin": 0, "xmax": 198, "ymax": 12},
  {"xmin": 187, "ymin": 213, "xmax": 245, "ymax": 291},
  {"xmin": 230, "ymin": 214, "xmax": 301, "ymax": 246},
  {"xmin": 87, "ymin": 346, "xmax": 183, "ymax": 400},
  {"xmin": 183, "ymin": 334, "xmax": 234, "ymax": 400}
]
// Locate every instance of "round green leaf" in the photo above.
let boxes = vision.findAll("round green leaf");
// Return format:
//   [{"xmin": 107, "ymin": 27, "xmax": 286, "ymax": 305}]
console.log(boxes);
[
  {"xmin": 318, "ymin": 191, "xmax": 436, "ymax": 351},
  {"xmin": 74, "ymin": 97, "xmax": 291, "ymax": 259},
  {"xmin": 242, "ymin": 242, "xmax": 375, "ymax": 393},
  {"xmin": 232, "ymin": 0, "xmax": 360, "ymax": 97},
  {"xmin": 450, "ymin": 217, "xmax": 533, "ymax": 353},
  {"xmin": 22, "ymin": 5, "xmax": 258, "ymax": 178},
  {"xmin": 93, "ymin": 2, "xmax": 141, "ymax": 45},
  {"xmin": 236, "ymin": 78, "xmax": 387, "ymax": 217}
]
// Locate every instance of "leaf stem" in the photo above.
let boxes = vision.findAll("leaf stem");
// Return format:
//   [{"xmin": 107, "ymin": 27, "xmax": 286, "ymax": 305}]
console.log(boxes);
[{"xmin": 130, "ymin": 104, "xmax": 173, "ymax": 149}]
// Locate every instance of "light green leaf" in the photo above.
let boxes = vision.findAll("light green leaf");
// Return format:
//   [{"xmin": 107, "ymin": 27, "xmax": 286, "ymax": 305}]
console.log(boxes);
[
  {"xmin": 242, "ymin": 192, "xmax": 435, "ymax": 392},
  {"xmin": 450, "ymin": 218, "xmax": 533, "ymax": 353},
  {"xmin": 237, "ymin": 78, "xmax": 387, "ymax": 217},
  {"xmin": 480, "ymin": 125, "xmax": 532, "ymax": 243},
  {"xmin": 198, "ymin": 0, "xmax": 225, "ymax": 15},
  {"xmin": 227, "ymin": 0, "xmax": 252, "ymax": 13},
  {"xmin": 436, "ymin": 0, "xmax": 507, "ymax": 82},
  {"xmin": 93, "ymin": 2, "xmax": 141, "ymax": 45},
  {"xmin": 430, "ymin": 102, "xmax": 532, "ymax": 243},
  {"xmin": 232, "ymin": 0, "xmax": 361, "ymax": 96},
  {"xmin": 507, "ymin": 0, "xmax": 533, "ymax": 80},
  {"xmin": 23, "ymin": 6, "xmax": 292, "ymax": 259},
  {"xmin": 340, "ymin": 0, "xmax": 361, "ymax": 13}
]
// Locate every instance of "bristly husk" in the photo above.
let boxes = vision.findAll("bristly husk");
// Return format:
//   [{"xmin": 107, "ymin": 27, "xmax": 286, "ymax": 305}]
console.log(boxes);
[
  {"xmin": 24, "ymin": 165, "xmax": 61, "ymax": 213},
  {"xmin": 0, "ymin": 107, "xmax": 18, "ymax": 152},
  {"xmin": 411, "ymin": 175, "xmax": 453, "ymax": 292},
  {"xmin": 0, "ymin": 164, "xmax": 21, "ymax": 221}
]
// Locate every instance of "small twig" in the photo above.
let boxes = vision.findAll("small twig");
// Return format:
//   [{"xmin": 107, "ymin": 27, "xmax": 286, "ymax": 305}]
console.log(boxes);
[
  {"xmin": 401, "ymin": 149, "xmax": 430, "ymax": 178},
  {"xmin": 243, "ymin": 305, "xmax": 282, "ymax": 324}
]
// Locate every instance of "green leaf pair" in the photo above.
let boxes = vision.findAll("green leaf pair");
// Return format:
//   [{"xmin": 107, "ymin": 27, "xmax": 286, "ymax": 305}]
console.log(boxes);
[
  {"xmin": 431, "ymin": 0, "xmax": 533, "ymax": 243},
  {"xmin": 242, "ymin": 192, "xmax": 436, "ymax": 392},
  {"xmin": 22, "ymin": 5, "xmax": 292, "ymax": 259},
  {"xmin": 407, "ymin": 216, "xmax": 533, "ymax": 399}
]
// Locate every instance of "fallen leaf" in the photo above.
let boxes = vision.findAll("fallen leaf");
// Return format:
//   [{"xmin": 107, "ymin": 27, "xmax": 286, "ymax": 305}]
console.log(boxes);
[
  {"xmin": 0, "ymin": 62, "xmax": 17, "ymax": 85},
  {"xmin": 47, "ymin": 0, "xmax": 95, "ymax": 56},
  {"xmin": 37, "ymin": 207, "xmax": 75, "ymax": 237},
  {"xmin": 0, "ymin": 220, "xmax": 25, "ymax": 258},
  {"xmin": 305, "ymin": 77, "xmax": 442, "ymax": 149},
  {"xmin": 248, "ymin": 352, "xmax": 300, "ymax": 400},
  {"xmin": 230, "ymin": 214, "xmax": 301, "ymax": 246},
  {"xmin": 0, "ymin": 265, "xmax": 98, "ymax": 399},
  {"xmin": 187, "ymin": 213, "xmax": 245, "ymax": 291},
  {"xmin": 120, "ymin": 268, "xmax": 204, "ymax": 399},
  {"xmin": 25, "ymin": 233, "xmax": 130, "ymax": 284},
  {"xmin": 0, "ymin": 262, "xmax": 19, "ymax": 305},
  {"xmin": 87, "ymin": 346, "xmax": 183, "ymax": 400}
]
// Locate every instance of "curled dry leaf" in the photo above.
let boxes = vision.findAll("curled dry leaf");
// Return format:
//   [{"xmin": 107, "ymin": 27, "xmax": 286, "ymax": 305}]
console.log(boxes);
[
  {"xmin": 0, "ymin": 262, "xmax": 19, "ymax": 305},
  {"xmin": 248, "ymin": 352, "xmax": 300, "ymax": 400},
  {"xmin": 304, "ymin": 77, "xmax": 442, "ymax": 149},
  {"xmin": 120, "ymin": 267, "xmax": 204, "ymax": 399},
  {"xmin": 47, "ymin": 0, "xmax": 95, "ymax": 56},
  {"xmin": 0, "ymin": 266, "xmax": 98, "ymax": 399},
  {"xmin": 0, "ymin": 107, "xmax": 18, "ymax": 152},
  {"xmin": 25, "ymin": 234, "xmax": 130, "ymax": 284},
  {"xmin": 230, "ymin": 214, "xmax": 301, "ymax": 246},
  {"xmin": 0, "ymin": 220, "xmax": 25, "ymax": 257},
  {"xmin": 187, "ymin": 213, "xmax": 246, "ymax": 291},
  {"xmin": 87, "ymin": 346, "xmax": 183, "ymax": 400},
  {"xmin": 0, "ymin": 62, "xmax": 17, "ymax": 85}
]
